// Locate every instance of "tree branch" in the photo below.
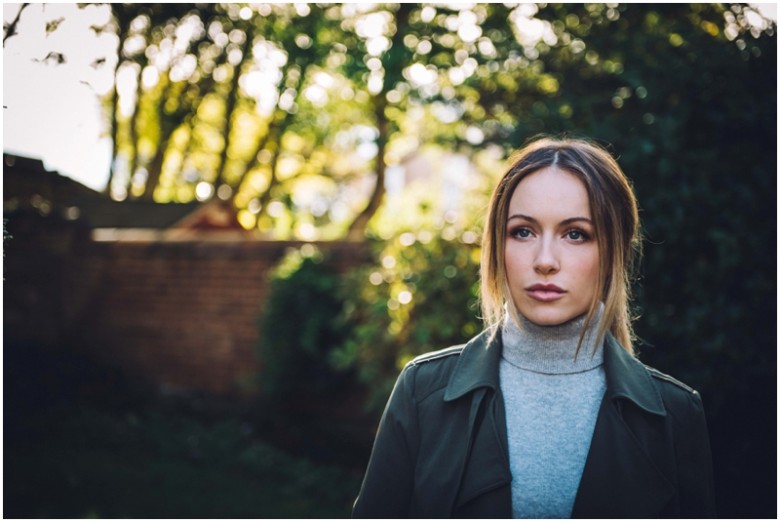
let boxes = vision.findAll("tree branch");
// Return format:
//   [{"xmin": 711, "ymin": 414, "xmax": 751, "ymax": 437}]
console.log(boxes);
[{"xmin": 4, "ymin": 3, "xmax": 30, "ymax": 47}]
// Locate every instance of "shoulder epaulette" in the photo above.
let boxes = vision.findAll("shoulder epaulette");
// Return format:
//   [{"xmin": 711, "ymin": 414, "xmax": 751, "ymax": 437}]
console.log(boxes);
[
  {"xmin": 409, "ymin": 345, "xmax": 464, "ymax": 366},
  {"xmin": 644, "ymin": 365, "xmax": 698, "ymax": 395}
]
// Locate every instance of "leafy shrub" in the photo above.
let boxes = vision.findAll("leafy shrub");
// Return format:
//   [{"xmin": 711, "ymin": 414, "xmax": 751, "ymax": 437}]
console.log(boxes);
[
  {"xmin": 332, "ymin": 229, "xmax": 483, "ymax": 413},
  {"xmin": 5, "ymin": 405, "xmax": 361, "ymax": 518},
  {"xmin": 256, "ymin": 246, "xmax": 352, "ymax": 407}
]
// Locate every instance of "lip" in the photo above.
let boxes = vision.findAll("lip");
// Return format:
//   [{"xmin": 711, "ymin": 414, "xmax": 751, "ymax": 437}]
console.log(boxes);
[{"xmin": 525, "ymin": 283, "xmax": 566, "ymax": 302}]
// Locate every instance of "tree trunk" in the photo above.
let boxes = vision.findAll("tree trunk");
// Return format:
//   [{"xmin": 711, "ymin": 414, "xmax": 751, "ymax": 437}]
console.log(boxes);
[
  {"xmin": 213, "ymin": 30, "xmax": 254, "ymax": 190},
  {"xmin": 347, "ymin": 98, "xmax": 387, "ymax": 241},
  {"xmin": 345, "ymin": 4, "xmax": 411, "ymax": 240},
  {"xmin": 140, "ymin": 136, "xmax": 169, "ymax": 201},
  {"xmin": 104, "ymin": 7, "xmax": 131, "ymax": 195},
  {"xmin": 124, "ymin": 63, "xmax": 144, "ymax": 196},
  {"xmin": 139, "ymin": 65, "xmax": 212, "ymax": 201},
  {"xmin": 139, "ymin": 76, "xmax": 182, "ymax": 201}
]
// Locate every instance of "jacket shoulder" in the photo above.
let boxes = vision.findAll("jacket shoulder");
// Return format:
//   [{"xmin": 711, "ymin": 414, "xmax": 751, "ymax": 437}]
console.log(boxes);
[
  {"xmin": 644, "ymin": 365, "xmax": 698, "ymax": 395},
  {"xmin": 401, "ymin": 345, "xmax": 465, "ymax": 401},
  {"xmin": 408, "ymin": 345, "xmax": 464, "ymax": 366}
]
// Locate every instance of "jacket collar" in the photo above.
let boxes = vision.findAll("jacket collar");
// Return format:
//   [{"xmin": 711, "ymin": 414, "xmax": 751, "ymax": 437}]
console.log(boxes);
[
  {"xmin": 443, "ymin": 327, "xmax": 501, "ymax": 401},
  {"xmin": 602, "ymin": 334, "xmax": 666, "ymax": 415},
  {"xmin": 443, "ymin": 326, "xmax": 666, "ymax": 416}
]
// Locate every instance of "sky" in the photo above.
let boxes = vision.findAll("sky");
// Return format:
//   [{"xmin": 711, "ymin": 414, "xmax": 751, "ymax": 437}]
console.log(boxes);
[
  {"xmin": 2, "ymin": 3, "xmax": 777, "ymax": 193},
  {"xmin": 3, "ymin": 3, "xmax": 115, "ymax": 191}
]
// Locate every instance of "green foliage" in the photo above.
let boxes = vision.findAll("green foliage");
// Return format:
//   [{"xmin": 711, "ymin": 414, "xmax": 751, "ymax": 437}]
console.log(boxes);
[
  {"xmin": 332, "ymin": 230, "xmax": 482, "ymax": 412},
  {"xmin": 5, "ymin": 407, "xmax": 360, "ymax": 518},
  {"xmin": 3, "ymin": 339, "xmax": 361, "ymax": 518},
  {"xmin": 255, "ymin": 220, "xmax": 484, "ymax": 415},
  {"xmin": 256, "ymin": 246, "xmax": 352, "ymax": 406}
]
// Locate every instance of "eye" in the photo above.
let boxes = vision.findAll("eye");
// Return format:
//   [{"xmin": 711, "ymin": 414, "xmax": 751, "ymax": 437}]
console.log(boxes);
[
  {"xmin": 509, "ymin": 226, "xmax": 533, "ymax": 239},
  {"xmin": 565, "ymin": 229, "xmax": 591, "ymax": 241}
]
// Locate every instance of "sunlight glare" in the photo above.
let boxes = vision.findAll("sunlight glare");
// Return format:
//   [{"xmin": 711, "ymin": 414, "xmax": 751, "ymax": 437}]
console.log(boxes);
[
  {"xmin": 404, "ymin": 63, "xmax": 437, "ymax": 86},
  {"xmin": 196, "ymin": 181, "xmax": 214, "ymax": 201}
]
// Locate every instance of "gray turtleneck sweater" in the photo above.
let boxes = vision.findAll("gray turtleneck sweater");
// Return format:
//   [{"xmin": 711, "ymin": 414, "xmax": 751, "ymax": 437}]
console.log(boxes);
[{"xmin": 499, "ymin": 310, "xmax": 607, "ymax": 519}]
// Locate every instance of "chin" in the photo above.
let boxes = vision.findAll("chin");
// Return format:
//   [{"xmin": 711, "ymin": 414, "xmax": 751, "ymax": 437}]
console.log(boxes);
[
  {"xmin": 518, "ymin": 307, "xmax": 577, "ymax": 327},
  {"xmin": 527, "ymin": 315, "xmax": 569, "ymax": 326}
]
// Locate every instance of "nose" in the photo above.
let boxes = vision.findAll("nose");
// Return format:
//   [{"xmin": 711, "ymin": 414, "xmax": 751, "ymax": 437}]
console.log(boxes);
[{"xmin": 533, "ymin": 236, "xmax": 560, "ymax": 275}]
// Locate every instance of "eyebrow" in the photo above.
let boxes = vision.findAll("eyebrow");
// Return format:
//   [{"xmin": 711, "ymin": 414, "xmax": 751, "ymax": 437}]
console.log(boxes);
[{"xmin": 507, "ymin": 213, "xmax": 593, "ymax": 226}]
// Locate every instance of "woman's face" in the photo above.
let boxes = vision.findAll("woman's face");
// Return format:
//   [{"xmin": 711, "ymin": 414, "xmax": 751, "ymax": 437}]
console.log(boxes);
[{"xmin": 504, "ymin": 166, "xmax": 600, "ymax": 326}]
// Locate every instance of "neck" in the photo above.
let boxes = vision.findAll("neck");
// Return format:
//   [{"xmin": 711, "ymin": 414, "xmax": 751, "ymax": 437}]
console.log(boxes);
[{"xmin": 500, "ymin": 304, "xmax": 605, "ymax": 375}]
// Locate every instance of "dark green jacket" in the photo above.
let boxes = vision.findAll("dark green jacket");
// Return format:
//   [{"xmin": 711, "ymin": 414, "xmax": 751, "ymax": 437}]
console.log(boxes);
[{"xmin": 352, "ymin": 328, "xmax": 716, "ymax": 518}]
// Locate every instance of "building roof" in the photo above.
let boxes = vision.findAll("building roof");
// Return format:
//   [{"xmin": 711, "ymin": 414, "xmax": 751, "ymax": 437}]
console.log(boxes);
[{"xmin": 3, "ymin": 153, "xmax": 204, "ymax": 230}]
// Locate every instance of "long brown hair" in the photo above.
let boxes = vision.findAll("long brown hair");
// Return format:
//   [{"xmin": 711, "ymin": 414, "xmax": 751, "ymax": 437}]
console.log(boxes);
[{"xmin": 480, "ymin": 136, "xmax": 642, "ymax": 354}]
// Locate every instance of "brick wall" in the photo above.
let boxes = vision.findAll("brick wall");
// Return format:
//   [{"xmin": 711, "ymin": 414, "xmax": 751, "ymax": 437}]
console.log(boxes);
[{"xmin": 4, "ymin": 212, "xmax": 370, "ymax": 397}]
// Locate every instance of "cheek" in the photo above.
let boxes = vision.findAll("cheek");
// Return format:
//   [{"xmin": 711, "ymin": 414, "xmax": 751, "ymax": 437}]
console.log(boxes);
[
  {"xmin": 577, "ymin": 250, "xmax": 600, "ymax": 295},
  {"xmin": 504, "ymin": 243, "xmax": 530, "ymax": 280}
]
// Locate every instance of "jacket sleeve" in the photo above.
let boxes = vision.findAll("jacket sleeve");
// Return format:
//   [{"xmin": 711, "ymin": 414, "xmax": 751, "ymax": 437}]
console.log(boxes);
[
  {"xmin": 676, "ymin": 389, "xmax": 717, "ymax": 517},
  {"xmin": 352, "ymin": 364, "xmax": 420, "ymax": 518}
]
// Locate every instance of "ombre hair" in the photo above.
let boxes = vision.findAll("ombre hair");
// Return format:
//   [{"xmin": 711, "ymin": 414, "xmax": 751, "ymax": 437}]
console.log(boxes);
[{"xmin": 480, "ymin": 136, "xmax": 642, "ymax": 354}]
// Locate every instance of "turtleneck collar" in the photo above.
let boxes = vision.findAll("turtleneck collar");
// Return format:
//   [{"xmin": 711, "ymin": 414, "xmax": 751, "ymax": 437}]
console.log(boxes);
[{"xmin": 501, "ymin": 304, "xmax": 605, "ymax": 375}]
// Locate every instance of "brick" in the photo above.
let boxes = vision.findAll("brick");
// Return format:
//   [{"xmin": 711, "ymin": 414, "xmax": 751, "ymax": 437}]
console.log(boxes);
[{"xmin": 5, "ymin": 224, "xmax": 369, "ymax": 397}]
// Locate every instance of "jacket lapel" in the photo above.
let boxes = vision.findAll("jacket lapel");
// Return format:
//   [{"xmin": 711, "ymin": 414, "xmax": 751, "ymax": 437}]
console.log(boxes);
[
  {"xmin": 572, "ymin": 335, "xmax": 675, "ymax": 518},
  {"xmin": 444, "ymin": 329, "xmax": 512, "ymax": 517}
]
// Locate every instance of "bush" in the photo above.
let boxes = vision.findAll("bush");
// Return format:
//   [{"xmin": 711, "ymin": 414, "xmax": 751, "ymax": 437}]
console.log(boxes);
[
  {"xmin": 5, "ymin": 406, "xmax": 361, "ymax": 518},
  {"xmin": 3, "ymin": 339, "xmax": 362, "ymax": 518},
  {"xmin": 256, "ymin": 247, "xmax": 353, "ymax": 407},
  {"xmin": 332, "ymin": 230, "xmax": 483, "ymax": 413}
]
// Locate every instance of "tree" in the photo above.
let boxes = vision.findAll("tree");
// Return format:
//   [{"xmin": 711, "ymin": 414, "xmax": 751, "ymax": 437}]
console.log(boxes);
[
  {"xmin": 97, "ymin": 4, "xmax": 544, "ymax": 238},
  {"xmin": 99, "ymin": 5, "xmax": 357, "ymax": 234}
]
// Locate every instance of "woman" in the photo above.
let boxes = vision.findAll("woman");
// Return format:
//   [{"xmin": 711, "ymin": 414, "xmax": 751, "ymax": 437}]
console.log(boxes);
[{"xmin": 352, "ymin": 137, "xmax": 716, "ymax": 518}]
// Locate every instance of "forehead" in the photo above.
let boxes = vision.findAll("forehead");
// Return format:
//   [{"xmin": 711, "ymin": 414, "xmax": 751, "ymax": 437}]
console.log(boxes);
[{"xmin": 508, "ymin": 166, "xmax": 591, "ymax": 217}]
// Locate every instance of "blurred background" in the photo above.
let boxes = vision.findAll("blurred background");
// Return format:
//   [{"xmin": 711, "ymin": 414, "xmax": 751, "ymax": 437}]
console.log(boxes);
[{"xmin": 3, "ymin": 3, "xmax": 776, "ymax": 518}]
